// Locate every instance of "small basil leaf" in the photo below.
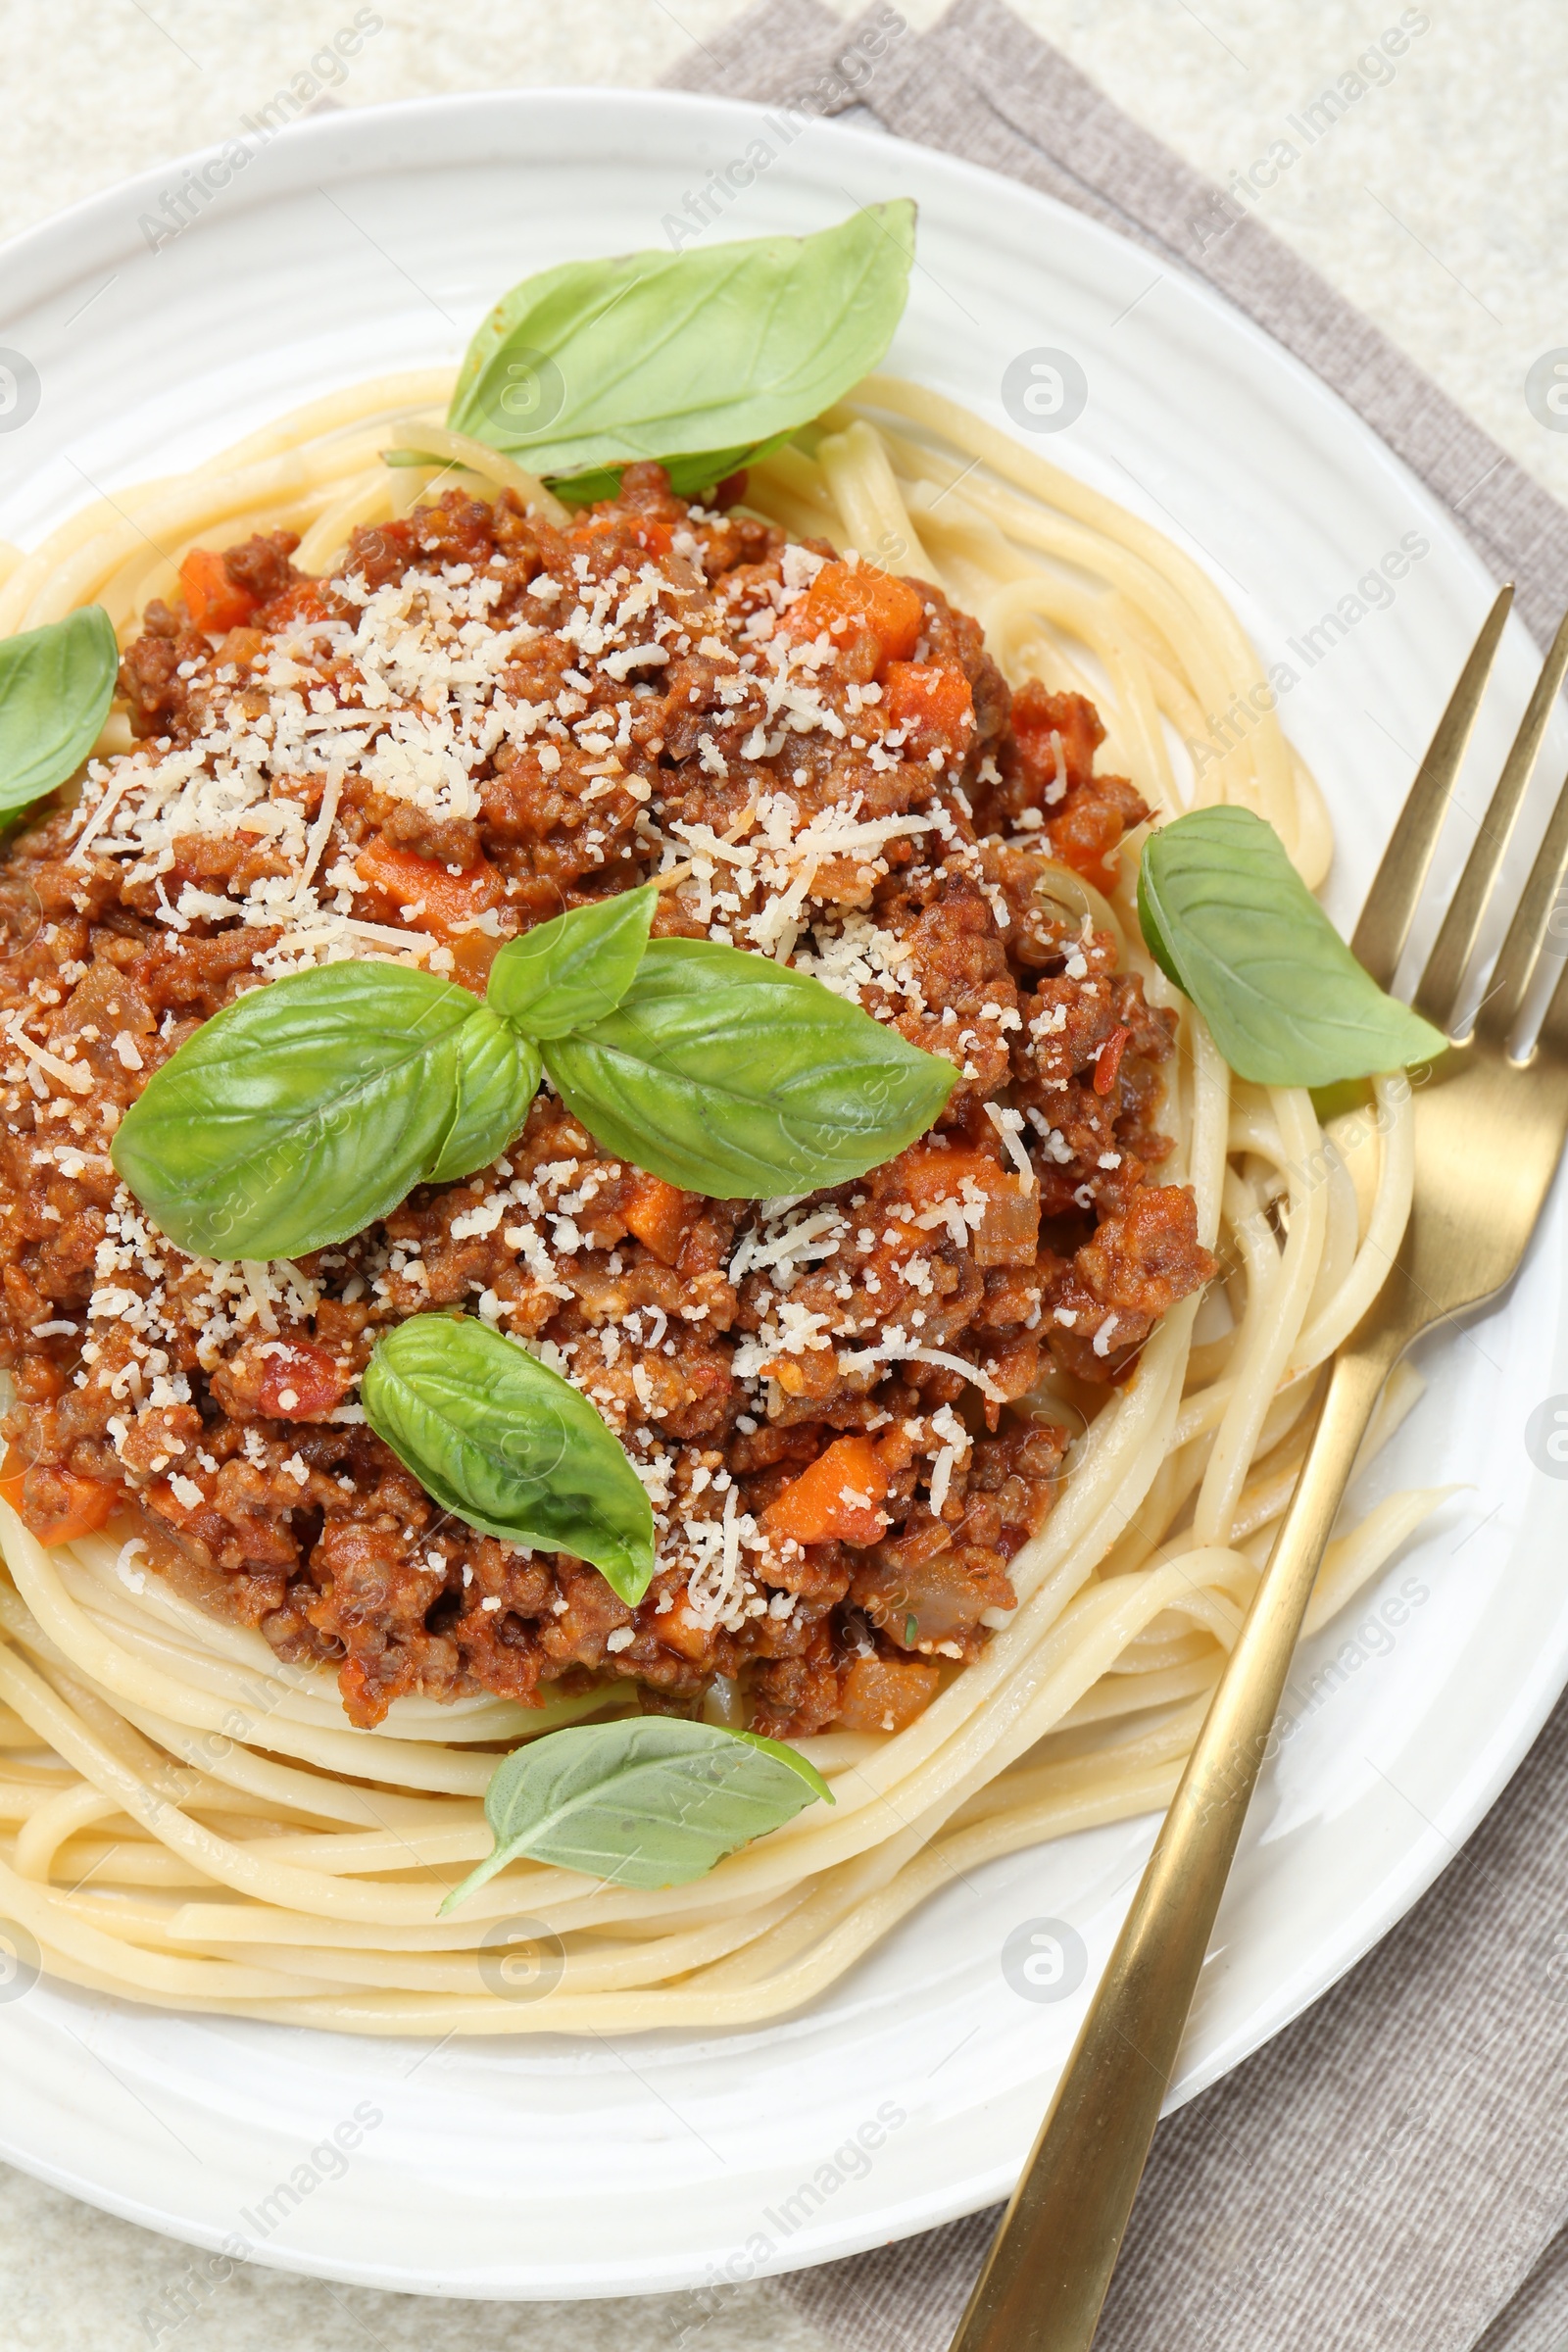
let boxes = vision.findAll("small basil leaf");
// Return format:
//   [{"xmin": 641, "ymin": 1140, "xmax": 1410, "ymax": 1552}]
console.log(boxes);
[
  {"xmin": 0, "ymin": 606, "xmax": 119, "ymax": 817},
  {"xmin": 1137, "ymin": 807, "xmax": 1447, "ymax": 1086},
  {"xmin": 448, "ymin": 205, "xmax": 916, "ymax": 483},
  {"xmin": 486, "ymin": 886, "xmax": 657, "ymax": 1041},
  {"xmin": 543, "ymin": 938, "xmax": 956, "ymax": 1198},
  {"xmin": 441, "ymin": 1716, "xmax": 832, "ymax": 1910},
  {"xmin": 111, "ymin": 962, "xmax": 474, "ymax": 1259},
  {"xmin": 362, "ymin": 1314, "xmax": 655, "ymax": 1600},
  {"xmin": 423, "ymin": 1006, "xmax": 541, "ymax": 1185}
]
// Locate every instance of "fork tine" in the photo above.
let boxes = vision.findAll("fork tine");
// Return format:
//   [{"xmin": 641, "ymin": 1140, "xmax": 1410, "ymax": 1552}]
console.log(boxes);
[
  {"xmin": 1532, "ymin": 925, "xmax": 1568, "ymax": 1066},
  {"xmin": 1475, "ymin": 760, "xmax": 1568, "ymax": 1053},
  {"xmin": 1413, "ymin": 607, "xmax": 1568, "ymax": 1028},
  {"xmin": 1350, "ymin": 583, "xmax": 1512, "ymax": 989}
]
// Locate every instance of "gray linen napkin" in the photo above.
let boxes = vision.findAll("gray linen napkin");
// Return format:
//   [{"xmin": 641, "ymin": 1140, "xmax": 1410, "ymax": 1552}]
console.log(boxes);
[{"xmin": 662, "ymin": 7, "xmax": 1568, "ymax": 2349}]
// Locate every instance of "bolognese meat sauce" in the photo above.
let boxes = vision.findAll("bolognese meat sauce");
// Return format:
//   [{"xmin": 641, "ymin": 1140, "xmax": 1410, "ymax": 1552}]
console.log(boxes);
[{"xmin": 0, "ymin": 466, "xmax": 1213, "ymax": 1735}]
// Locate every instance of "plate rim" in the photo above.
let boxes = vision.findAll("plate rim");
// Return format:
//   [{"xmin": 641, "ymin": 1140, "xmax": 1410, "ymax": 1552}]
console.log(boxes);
[{"xmin": 0, "ymin": 79, "xmax": 1560, "ymax": 2301}]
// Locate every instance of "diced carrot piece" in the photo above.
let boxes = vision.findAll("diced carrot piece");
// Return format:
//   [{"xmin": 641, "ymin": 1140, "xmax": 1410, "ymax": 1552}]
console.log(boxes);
[
  {"xmin": 214, "ymin": 625, "xmax": 267, "ymax": 669},
  {"xmin": 256, "ymin": 1339, "xmax": 349, "ymax": 1422},
  {"xmin": 786, "ymin": 561, "xmax": 924, "ymax": 669},
  {"xmin": 763, "ymin": 1435, "xmax": 890, "ymax": 1549},
  {"xmin": 0, "ymin": 1447, "xmax": 26, "ymax": 1513},
  {"xmin": 146, "ymin": 1477, "xmax": 206, "ymax": 1533},
  {"xmin": 897, "ymin": 1145, "xmax": 1040, "ymax": 1270},
  {"xmin": 837, "ymin": 1655, "xmax": 941, "ymax": 1736},
  {"xmin": 882, "ymin": 662, "xmax": 975, "ymax": 752},
  {"xmin": 354, "ymin": 836, "xmax": 506, "ymax": 943},
  {"xmin": 620, "ymin": 1172, "xmax": 692, "ymax": 1267},
  {"xmin": 899, "ymin": 1144, "xmax": 1016, "ymax": 1205},
  {"xmin": 656, "ymin": 1599, "xmax": 713, "ymax": 1663},
  {"xmin": 0, "ymin": 1449, "xmax": 120, "ymax": 1547},
  {"xmin": 568, "ymin": 513, "xmax": 674, "ymax": 561},
  {"xmin": 178, "ymin": 546, "xmax": 258, "ymax": 635},
  {"xmin": 34, "ymin": 1479, "xmax": 120, "ymax": 1546}
]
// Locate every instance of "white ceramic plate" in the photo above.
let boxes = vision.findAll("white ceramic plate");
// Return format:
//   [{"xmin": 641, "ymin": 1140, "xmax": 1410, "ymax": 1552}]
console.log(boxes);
[{"xmin": 2, "ymin": 90, "xmax": 1566, "ymax": 2302}]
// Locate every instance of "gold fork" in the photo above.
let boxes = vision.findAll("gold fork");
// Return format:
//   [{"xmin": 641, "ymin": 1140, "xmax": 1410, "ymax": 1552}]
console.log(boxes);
[{"xmin": 950, "ymin": 583, "xmax": 1568, "ymax": 2352}]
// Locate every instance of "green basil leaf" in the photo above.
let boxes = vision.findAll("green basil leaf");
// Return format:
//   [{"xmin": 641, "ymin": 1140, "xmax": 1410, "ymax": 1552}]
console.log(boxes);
[
  {"xmin": 1134, "ymin": 858, "xmax": 1183, "ymax": 995},
  {"xmin": 0, "ymin": 606, "xmax": 119, "ymax": 817},
  {"xmin": 543, "ymin": 938, "xmax": 956, "ymax": 1198},
  {"xmin": 441, "ymin": 1716, "xmax": 832, "ymax": 1910},
  {"xmin": 362, "ymin": 1314, "xmax": 655, "ymax": 1600},
  {"xmin": 423, "ymin": 1006, "xmax": 541, "ymax": 1185},
  {"xmin": 448, "ymin": 205, "xmax": 916, "ymax": 483},
  {"xmin": 486, "ymin": 885, "xmax": 657, "ymax": 1041},
  {"xmin": 1137, "ymin": 806, "xmax": 1447, "ymax": 1086},
  {"xmin": 111, "ymin": 962, "xmax": 475, "ymax": 1259}
]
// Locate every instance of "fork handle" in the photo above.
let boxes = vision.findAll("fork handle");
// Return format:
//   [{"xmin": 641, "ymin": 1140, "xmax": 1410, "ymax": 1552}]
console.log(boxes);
[{"xmin": 949, "ymin": 1339, "xmax": 1399, "ymax": 2352}]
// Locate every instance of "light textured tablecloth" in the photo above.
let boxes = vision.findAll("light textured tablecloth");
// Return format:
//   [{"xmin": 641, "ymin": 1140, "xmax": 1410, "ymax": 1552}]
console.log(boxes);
[{"xmin": 2, "ymin": 4, "xmax": 1567, "ymax": 2348}]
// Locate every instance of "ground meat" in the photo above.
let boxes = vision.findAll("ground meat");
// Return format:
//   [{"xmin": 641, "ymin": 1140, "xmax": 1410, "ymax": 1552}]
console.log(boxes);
[
  {"xmin": 220, "ymin": 529, "xmax": 300, "ymax": 606},
  {"xmin": 0, "ymin": 467, "xmax": 1213, "ymax": 1737}
]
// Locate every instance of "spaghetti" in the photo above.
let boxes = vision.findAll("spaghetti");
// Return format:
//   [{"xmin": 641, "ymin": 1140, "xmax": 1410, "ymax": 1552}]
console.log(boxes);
[{"xmin": 0, "ymin": 374, "xmax": 1437, "ymax": 2030}]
